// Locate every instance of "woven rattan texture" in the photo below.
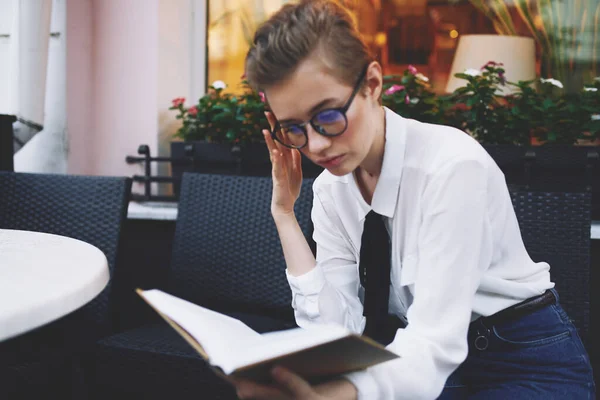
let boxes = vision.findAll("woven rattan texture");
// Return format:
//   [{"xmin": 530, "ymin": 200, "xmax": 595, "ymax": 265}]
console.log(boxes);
[
  {"xmin": 0, "ymin": 171, "xmax": 131, "ymax": 331},
  {"xmin": 91, "ymin": 173, "xmax": 313, "ymax": 399},
  {"xmin": 0, "ymin": 171, "xmax": 131, "ymax": 398},
  {"xmin": 168, "ymin": 173, "xmax": 314, "ymax": 320},
  {"xmin": 94, "ymin": 324, "xmax": 236, "ymax": 399},
  {"xmin": 510, "ymin": 189, "xmax": 591, "ymax": 346},
  {"xmin": 93, "ymin": 309, "xmax": 299, "ymax": 400}
]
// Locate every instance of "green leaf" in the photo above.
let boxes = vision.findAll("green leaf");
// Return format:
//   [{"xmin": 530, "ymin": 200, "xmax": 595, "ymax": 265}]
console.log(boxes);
[
  {"xmin": 453, "ymin": 73, "xmax": 473, "ymax": 81},
  {"xmin": 466, "ymin": 97, "xmax": 479, "ymax": 107},
  {"xmin": 542, "ymin": 98, "xmax": 554, "ymax": 110}
]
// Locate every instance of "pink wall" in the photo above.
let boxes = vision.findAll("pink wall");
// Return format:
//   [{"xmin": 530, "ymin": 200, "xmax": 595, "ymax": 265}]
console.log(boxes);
[
  {"xmin": 91, "ymin": 0, "xmax": 158, "ymax": 178},
  {"xmin": 67, "ymin": 0, "xmax": 159, "ymax": 178},
  {"xmin": 66, "ymin": 0, "xmax": 93, "ymax": 175}
]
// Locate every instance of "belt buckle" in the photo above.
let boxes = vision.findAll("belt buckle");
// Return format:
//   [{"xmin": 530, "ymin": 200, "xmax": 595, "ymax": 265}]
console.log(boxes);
[{"xmin": 474, "ymin": 324, "xmax": 490, "ymax": 351}]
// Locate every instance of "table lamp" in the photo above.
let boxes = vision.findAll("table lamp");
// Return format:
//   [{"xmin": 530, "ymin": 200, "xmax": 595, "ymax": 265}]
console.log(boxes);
[{"xmin": 445, "ymin": 34, "xmax": 536, "ymax": 95}]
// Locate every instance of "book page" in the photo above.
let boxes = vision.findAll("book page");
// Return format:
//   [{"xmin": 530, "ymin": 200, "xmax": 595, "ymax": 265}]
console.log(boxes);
[
  {"xmin": 140, "ymin": 290, "xmax": 398, "ymax": 382},
  {"xmin": 141, "ymin": 290, "xmax": 262, "ymax": 367},
  {"xmin": 221, "ymin": 324, "xmax": 350, "ymax": 374}
]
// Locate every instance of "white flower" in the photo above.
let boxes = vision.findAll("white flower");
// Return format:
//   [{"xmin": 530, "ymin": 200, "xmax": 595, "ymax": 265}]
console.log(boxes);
[
  {"xmin": 464, "ymin": 68, "xmax": 481, "ymax": 77},
  {"xmin": 410, "ymin": 97, "xmax": 420, "ymax": 104},
  {"xmin": 592, "ymin": 114, "xmax": 600, "ymax": 121},
  {"xmin": 415, "ymin": 73, "xmax": 429, "ymax": 82},
  {"xmin": 212, "ymin": 80, "xmax": 227, "ymax": 90},
  {"xmin": 584, "ymin": 87, "xmax": 598, "ymax": 92},
  {"xmin": 595, "ymin": 77, "xmax": 600, "ymax": 82},
  {"xmin": 540, "ymin": 78, "xmax": 563, "ymax": 88}
]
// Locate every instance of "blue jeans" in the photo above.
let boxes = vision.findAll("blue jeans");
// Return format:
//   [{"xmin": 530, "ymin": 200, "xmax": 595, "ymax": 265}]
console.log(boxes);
[{"xmin": 439, "ymin": 290, "xmax": 595, "ymax": 399}]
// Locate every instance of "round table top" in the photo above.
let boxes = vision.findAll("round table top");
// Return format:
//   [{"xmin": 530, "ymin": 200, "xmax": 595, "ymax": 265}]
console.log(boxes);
[{"xmin": 0, "ymin": 229, "xmax": 109, "ymax": 342}]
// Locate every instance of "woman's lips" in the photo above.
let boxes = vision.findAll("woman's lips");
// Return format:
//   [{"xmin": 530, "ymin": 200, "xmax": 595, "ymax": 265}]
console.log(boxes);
[{"xmin": 317, "ymin": 154, "xmax": 345, "ymax": 168}]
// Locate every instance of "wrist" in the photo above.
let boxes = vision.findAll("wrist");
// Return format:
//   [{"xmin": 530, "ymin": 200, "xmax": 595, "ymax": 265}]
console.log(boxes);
[
  {"xmin": 271, "ymin": 208, "xmax": 296, "ymax": 223},
  {"xmin": 315, "ymin": 379, "xmax": 358, "ymax": 399}
]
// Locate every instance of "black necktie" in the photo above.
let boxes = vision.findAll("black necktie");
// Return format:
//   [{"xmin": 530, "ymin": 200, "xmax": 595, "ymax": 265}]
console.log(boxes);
[{"xmin": 359, "ymin": 210, "xmax": 393, "ymax": 345}]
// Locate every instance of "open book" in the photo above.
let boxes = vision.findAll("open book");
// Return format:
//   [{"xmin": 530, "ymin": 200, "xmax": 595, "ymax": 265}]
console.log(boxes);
[{"xmin": 137, "ymin": 289, "xmax": 399, "ymax": 383}]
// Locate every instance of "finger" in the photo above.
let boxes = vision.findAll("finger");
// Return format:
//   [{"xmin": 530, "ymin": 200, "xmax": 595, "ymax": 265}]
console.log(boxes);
[
  {"xmin": 276, "ymin": 129, "xmax": 295, "ymax": 154},
  {"xmin": 291, "ymin": 149, "xmax": 303, "ymax": 176},
  {"xmin": 265, "ymin": 111, "xmax": 277, "ymax": 132},
  {"xmin": 263, "ymin": 129, "xmax": 276, "ymax": 154},
  {"xmin": 235, "ymin": 379, "xmax": 288, "ymax": 400},
  {"xmin": 266, "ymin": 123, "xmax": 293, "ymax": 161},
  {"xmin": 274, "ymin": 140, "xmax": 293, "ymax": 163},
  {"xmin": 271, "ymin": 366, "xmax": 313, "ymax": 398},
  {"xmin": 271, "ymin": 149, "xmax": 288, "ymax": 183},
  {"xmin": 265, "ymin": 131, "xmax": 289, "ymax": 173}
]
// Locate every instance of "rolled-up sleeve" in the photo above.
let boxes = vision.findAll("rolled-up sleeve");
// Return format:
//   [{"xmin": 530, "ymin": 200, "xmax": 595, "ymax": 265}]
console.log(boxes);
[
  {"xmin": 286, "ymin": 188, "xmax": 366, "ymax": 333},
  {"xmin": 345, "ymin": 159, "xmax": 493, "ymax": 399}
]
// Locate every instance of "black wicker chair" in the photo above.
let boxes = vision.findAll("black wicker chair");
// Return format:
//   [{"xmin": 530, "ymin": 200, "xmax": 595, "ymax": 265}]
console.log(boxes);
[
  {"xmin": 91, "ymin": 173, "xmax": 315, "ymax": 399},
  {"xmin": 0, "ymin": 171, "xmax": 131, "ymax": 400},
  {"xmin": 509, "ymin": 188, "xmax": 592, "ymax": 349}
]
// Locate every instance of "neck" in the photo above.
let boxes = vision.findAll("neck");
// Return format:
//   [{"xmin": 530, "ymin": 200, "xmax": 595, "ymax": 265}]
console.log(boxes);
[{"xmin": 359, "ymin": 106, "xmax": 386, "ymax": 178}]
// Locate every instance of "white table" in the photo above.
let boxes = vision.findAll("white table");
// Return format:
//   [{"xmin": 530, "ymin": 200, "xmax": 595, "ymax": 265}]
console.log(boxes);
[{"xmin": 0, "ymin": 229, "xmax": 109, "ymax": 342}]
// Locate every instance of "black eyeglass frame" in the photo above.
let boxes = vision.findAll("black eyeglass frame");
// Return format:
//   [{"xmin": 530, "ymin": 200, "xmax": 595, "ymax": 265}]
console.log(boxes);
[{"xmin": 270, "ymin": 64, "xmax": 370, "ymax": 149}]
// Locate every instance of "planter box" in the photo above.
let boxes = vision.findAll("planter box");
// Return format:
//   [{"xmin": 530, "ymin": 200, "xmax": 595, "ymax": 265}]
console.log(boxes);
[
  {"xmin": 170, "ymin": 141, "xmax": 323, "ymax": 195},
  {"xmin": 482, "ymin": 144, "xmax": 600, "ymax": 218}
]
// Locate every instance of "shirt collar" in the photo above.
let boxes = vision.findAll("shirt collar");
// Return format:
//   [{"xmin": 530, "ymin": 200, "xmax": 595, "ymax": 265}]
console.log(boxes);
[{"xmin": 352, "ymin": 107, "xmax": 407, "ymax": 221}]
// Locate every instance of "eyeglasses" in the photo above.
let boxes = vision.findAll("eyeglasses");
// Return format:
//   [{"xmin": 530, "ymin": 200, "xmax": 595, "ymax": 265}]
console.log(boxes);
[{"xmin": 271, "ymin": 65, "xmax": 369, "ymax": 149}]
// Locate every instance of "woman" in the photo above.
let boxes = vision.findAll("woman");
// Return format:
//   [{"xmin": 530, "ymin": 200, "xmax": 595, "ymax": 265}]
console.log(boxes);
[{"xmin": 233, "ymin": 1, "xmax": 595, "ymax": 399}]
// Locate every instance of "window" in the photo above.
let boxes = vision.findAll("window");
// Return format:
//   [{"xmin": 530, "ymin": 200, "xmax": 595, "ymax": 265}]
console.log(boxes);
[
  {"xmin": 207, "ymin": 0, "xmax": 291, "ymax": 91},
  {"xmin": 205, "ymin": 0, "xmax": 599, "ymax": 94}
]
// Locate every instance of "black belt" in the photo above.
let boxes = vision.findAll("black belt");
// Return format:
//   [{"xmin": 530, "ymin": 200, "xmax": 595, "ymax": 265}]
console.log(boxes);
[
  {"xmin": 471, "ymin": 289, "xmax": 556, "ymax": 350},
  {"xmin": 481, "ymin": 289, "xmax": 556, "ymax": 327}
]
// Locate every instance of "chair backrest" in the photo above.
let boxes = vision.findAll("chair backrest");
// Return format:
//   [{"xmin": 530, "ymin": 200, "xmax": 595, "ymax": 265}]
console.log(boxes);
[
  {"xmin": 169, "ymin": 173, "xmax": 315, "ymax": 322},
  {"xmin": 510, "ymin": 188, "xmax": 591, "ymax": 346},
  {"xmin": 0, "ymin": 171, "xmax": 131, "ymax": 334}
]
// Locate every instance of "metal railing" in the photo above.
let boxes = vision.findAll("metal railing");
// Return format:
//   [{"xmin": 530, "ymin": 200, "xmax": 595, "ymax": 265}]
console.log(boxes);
[{"xmin": 125, "ymin": 144, "xmax": 194, "ymax": 202}]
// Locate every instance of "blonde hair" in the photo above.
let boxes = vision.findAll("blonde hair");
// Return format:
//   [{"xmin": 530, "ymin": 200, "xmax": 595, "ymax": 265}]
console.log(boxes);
[{"xmin": 244, "ymin": 0, "xmax": 372, "ymax": 92}]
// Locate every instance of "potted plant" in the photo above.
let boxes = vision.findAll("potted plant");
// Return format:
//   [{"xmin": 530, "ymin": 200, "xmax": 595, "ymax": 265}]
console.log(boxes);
[
  {"xmin": 169, "ymin": 64, "xmax": 598, "ymax": 213},
  {"xmin": 169, "ymin": 79, "xmax": 267, "ymax": 179},
  {"xmin": 451, "ymin": 62, "xmax": 598, "ymax": 189},
  {"xmin": 169, "ymin": 79, "xmax": 323, "ymax": 187},
  {"xmin": 382, "ymin": 65, "xmax": 445, "ymax": 125},
  {"xmin": 382, "ymin": 63, "xmax": 599, "ymax": 217}
]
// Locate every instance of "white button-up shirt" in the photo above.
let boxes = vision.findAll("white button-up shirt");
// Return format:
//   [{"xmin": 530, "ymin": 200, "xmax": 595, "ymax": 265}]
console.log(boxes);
[{"xmin": 286, "ymin": 107, "xmax": 553, "ymax": 399}]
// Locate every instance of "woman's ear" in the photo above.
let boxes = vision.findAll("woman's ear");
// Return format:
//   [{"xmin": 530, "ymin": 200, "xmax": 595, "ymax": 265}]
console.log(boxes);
[{"xmin": 365, "ymin": 61, "xmax": 383, "ymax": 103}]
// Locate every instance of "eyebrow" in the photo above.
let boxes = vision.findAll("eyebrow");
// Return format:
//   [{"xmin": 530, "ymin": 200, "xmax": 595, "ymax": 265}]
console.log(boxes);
[{"xmin": 278, "ymin": 97, "xmax": 339, "ymax": 125}]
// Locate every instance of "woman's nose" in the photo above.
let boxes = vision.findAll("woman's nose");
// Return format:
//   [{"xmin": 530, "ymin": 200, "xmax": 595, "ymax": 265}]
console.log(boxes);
[{"xmin": 305, "ymin": 125, "xmax": 332, "ymax": 154}]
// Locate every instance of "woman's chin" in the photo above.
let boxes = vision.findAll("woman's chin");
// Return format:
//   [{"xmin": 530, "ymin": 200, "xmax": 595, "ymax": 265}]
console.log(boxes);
[{"xmin": 324, "ymin": 161, "xmax": 355, "ymax": 177}]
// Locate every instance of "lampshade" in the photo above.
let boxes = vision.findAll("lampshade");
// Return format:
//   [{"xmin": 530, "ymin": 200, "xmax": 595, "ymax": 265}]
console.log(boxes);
[{"xmin": 445, "ymin": 35, "xmax": 536, "ymax": 95}]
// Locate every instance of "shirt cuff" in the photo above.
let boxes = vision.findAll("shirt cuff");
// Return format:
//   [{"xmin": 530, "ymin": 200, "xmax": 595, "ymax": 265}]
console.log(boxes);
[
  {"xmin": 343, "ymin": 370, "xmax": 380, "ymax": 399},
  {"xmin": 285, "ymin": 264, "xmax": 326, "ymax": 295}
]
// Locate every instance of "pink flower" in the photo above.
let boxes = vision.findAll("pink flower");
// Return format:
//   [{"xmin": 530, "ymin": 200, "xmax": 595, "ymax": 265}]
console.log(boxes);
[
  {"xmin": 405, "ymin": 94, "xmax": 410, "ymax": 104},
  {"xmin": 259, "ymin": 92, "xmax": 266, "ymax": 103},
  {"xmin": 187, "ymin": 106, "xmax": 198, "ymax": 116},
  {"xmin": 384, "ymin": 84, "xmax": 405, "ymax": 95},
  {"xmin": 408, "ymin": 65, "xmax": 418, "ymax": 75},
  {"xmin": 171, "ymin": 97, "xmax": 185, "ymax": 107},
  {"xmin": 481, "ymin": 61, "xmax": 503, "ymax": 69}
]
